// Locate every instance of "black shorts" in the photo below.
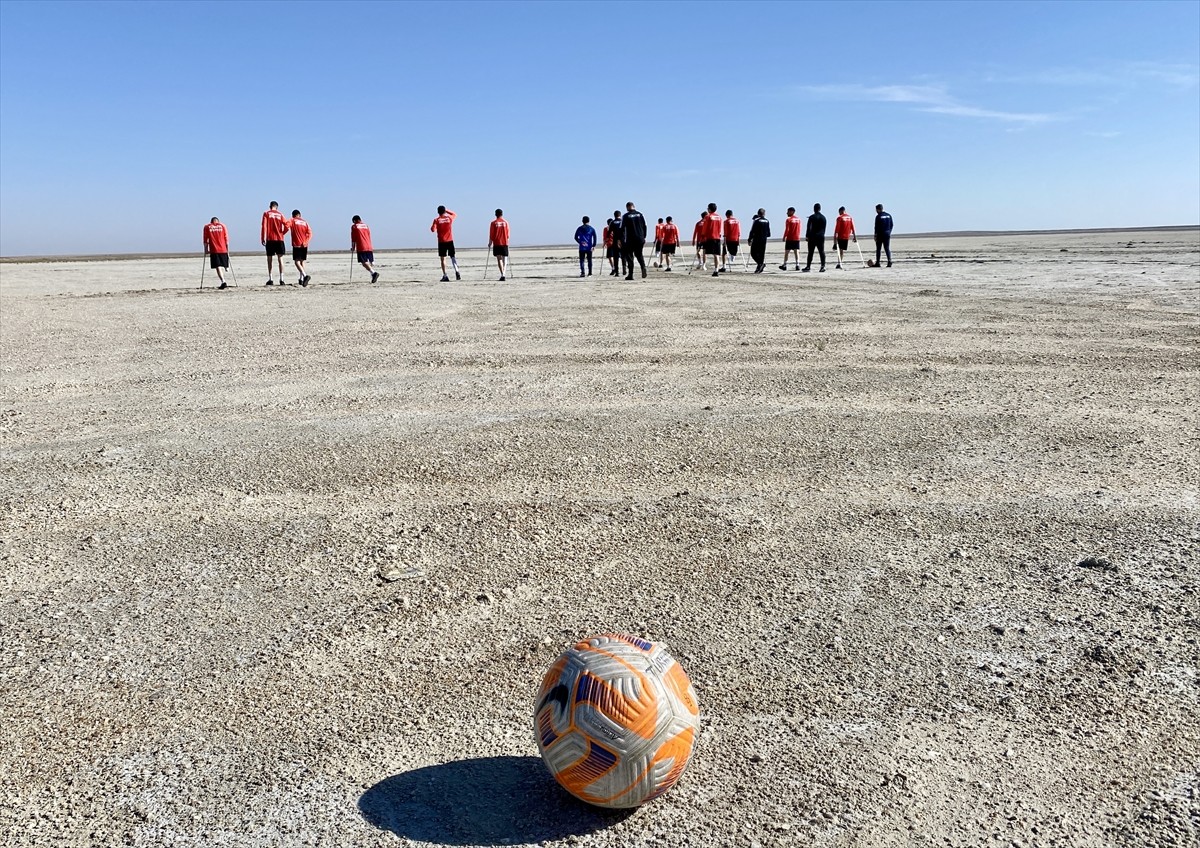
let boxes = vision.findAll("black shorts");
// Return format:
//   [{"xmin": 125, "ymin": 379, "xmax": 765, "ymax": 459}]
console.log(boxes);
[
  {"xmin": 606, "ymin": 245, "xmax": 620, "ymax": 258},
  {"xmin": 292, "ymin": 246, "xmax": 308, "ymax": 261},
  {"xmin": 662, "ymin": 243, "xmax": 676, "ymax": 255},
  {"xmin": 492, "ymin": 245, "xmax": 509, "ymax": 257},
  {"xmin": 265, "ymin": 240, "xmax": 285, "ymax": 256},
  {"xmin": 209, "ymin": 252, "xmax": 229, "ymax": 269},
  {"xmin": 438, "ymin": 241, "xmax": 456, "ymax": 258},
  {"xmin": 703, "ymin": 239, "xmax": 721, "ymax": 255},
  {"xmin": 725, "ymin": 241, "xmax": 739, "ymax": 255},
  {"xmin": 785, "ymin": 239, "xmax": 801, "ymax": 250},
  {"xmin": 357, "ymin": 250, "xmax": 374, "ymax": 263},
  {"xmin": 836, "ymin": 238, "xmax": 849, "ymax": 251}
]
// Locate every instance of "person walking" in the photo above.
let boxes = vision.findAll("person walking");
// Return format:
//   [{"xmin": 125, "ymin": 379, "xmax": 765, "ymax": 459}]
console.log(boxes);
[
  {"xmin": 833, "ymin": 206, "xmax": 857, "ymax": 269},
  {"xmin": 660, "ymin": 215, "xmax": 680, "ymax": 271},
  {"xmin": 351, "ymin": 215, "xmax": 379, "ymax": 283},
  {"xmin": 602, "ymin": 218, "xmax": 618, "ymax": 275},
  {"xmin": 653, "ymin": 217, "xmax": 665, "ymax": 267},
  {"xmin": 202, "ymin": 217, "xmax": 231, "ymax": 290},
  {"xmin": 621, "ymin": 201, "xmax": 648, "ymax": 280},
  {"xmin": 721, "ymin": 210, "xmax": 741, "ymax": 272},
  {"xmin": 747, "ymin": 208, "xmax": 770, "ymax": 273},
  {"xmin": 488, "ymin": 209, "xmax": 510, "ymax": 281},
  {"xmin": 261, "ymin": 200, "xmax": 289, "ymax": 285},
  {"xmin": 574, "ymin": 216, "xmax": 597, "ymax": 277},
  {"xmin": 874, "ymin": 204, "xmax": 894, "ymax": 267},
  {"xmin": 431, "ymin": 206, "xmax": 460, "ymax": 281},
  {"xmin": 611, "ymin": 210, "xmax": 628, "ymax": 276},
  {"xmin": 692, "ymin": 211, "xmax": 709, "ymax": 270},
  {"xmin": 802, "ymin": 203, "xmax": 827, "ymax": 272},
  {"xmin": 701, "ymin": 202, "xmax": 724, "ymax": 276},
  {"xmin": 290, "ymin": 209, "xmax": 312, "ymax": 286},
  {"xmin": 779, "ymin": 207, "xmax": 802, "ymax": 270}
]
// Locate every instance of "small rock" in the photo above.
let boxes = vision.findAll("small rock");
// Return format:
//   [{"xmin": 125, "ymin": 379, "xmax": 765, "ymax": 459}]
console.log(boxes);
[{"xmin": 1077, "ymin": 556, "xmax": 1116, "ymax": 572}]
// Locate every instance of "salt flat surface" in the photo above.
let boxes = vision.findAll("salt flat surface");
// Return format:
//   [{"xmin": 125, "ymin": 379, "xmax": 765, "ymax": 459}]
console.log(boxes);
[{"xmin": 1, "ymin": 229, "xmax": 1198, "ymax": 846}]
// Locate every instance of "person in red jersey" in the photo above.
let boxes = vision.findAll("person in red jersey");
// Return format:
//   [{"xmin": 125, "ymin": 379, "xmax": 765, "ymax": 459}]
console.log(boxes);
[
  {"xmin": 260, "ymin": 201, "xmax": 290, "ymax": 285},
  {"xmin": 350, "ymin": 215, "xmax": 379, "ymax": 283},
  {"xmin": 488, "ymin": 209, "xmax": 511, "ymax": 281},
  {"xmin": 289, "ymin": 210, "xmax": 312, "ymax": 287},
  {"xmin": 602, "ymin": 218, "xmax": 618, "ymax": 275},
  {"xmin": 721, "ymin": 210, "xmax": 741, "ymax": 272},
  {"xmin": 431, "ymin": 205, "xmax": 460, "ymax": 281},
  {"xmin": 833, "ymin": 206, "xmax": 857, "ymax": 269},
  {"xmin": 653, "ymin": 218, "xmax": 665, "ymax": 267},
  {"xmin": 202, "ymin": 217, "xmax": 230, "ymax": 290},
  {"xmin": 659, "ymin": 215, "xmax": 680, "ymax": 271},
  {"xmin": 779, "ymin": 206, "xmax": 803, "ymax": 271},
  {"xmin": 691, "ymin": 211, "xmax": 708, "ymax": 269},
  {"xmin": 702, "ymin": 202, "xmax": 724, "ymax": 276}
]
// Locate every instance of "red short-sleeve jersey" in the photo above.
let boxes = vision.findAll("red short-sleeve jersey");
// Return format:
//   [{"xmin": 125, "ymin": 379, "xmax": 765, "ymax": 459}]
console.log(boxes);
[
  {"xmin": 261, "ymin": 208, "xmax": 289, "ymax": 242},
  {"xmin": 783, "ymin": 215, "xmax": 803, "ymax": 241},
  {"xmin": 290, "ymin": 217, "xmax": 311, "ymax": 248},
  {"xmin": 203, "ymin": 222, "xmax": 228, "ymax": 253},
  {"xmin": 661, "ymin": 223, "xmax": 679, "ymax": 245},
  {"xmin": 655, "ymin": 222, "xmax": 664, "ymax": 241},
  {"xmin": 692, "ymin": 219, "xmax": 706, "ymax": 243},
  {"xmin": 431, "ymin": 210, "xmax": 457, "ymax": 242},
  {"xmin": 834, "ymin": 214, "xmax": 856, "ymax": 239},
  {"xmin": 351, "ymin": 222, "xmax": 373, "ymax": 251},
  {"xmin": 724, "ymin": 216, "xmax": 741, "ymax": 242},
  {"xmin": 489, "ymin": 218, "xmax": 510, "ymax": 246},
  {"xmin": 706, "ymin": 214, "xmax": 724, "ymax": 241}
]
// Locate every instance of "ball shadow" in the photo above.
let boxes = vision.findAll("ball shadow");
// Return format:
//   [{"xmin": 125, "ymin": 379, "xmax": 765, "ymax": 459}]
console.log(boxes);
[{"xmin": 358, "ymin": 755, "xmax": 635, "ymax": 845}]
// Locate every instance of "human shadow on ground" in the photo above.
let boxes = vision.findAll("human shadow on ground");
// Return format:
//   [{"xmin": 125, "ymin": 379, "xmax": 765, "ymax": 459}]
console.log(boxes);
[{"xmin": 358, "ymin": 755, "xmax": 635, "ymax": 845}]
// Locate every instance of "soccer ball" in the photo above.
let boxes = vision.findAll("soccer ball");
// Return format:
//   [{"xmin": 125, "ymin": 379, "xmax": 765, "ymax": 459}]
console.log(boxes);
[{"xmin": 533, "ymin": 634, "xmax": 699, "ymax": 808}]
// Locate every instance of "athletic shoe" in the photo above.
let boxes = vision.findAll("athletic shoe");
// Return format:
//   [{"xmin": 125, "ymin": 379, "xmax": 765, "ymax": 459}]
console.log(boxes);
[
  {"xmin": 265, "ymin": 279, "xmax": 274, "ymax": 286},
  {"xmin": 609, "ymin": 271, "xmax": 618, "ymax": 276},
  {"xmin": 455, "ymin": 271, "xmax": 461, "ymax": 280},
  {"xmin": 642, "ymin": 268, "xmax": 647, "ymax": 278},
  {"xmin": 625, "ymin": 275, "xmax": 634, "ymax": 280},
  {"xmin": 801, "ymin": 267, "xmax": 810, "ymax": 273},
  {"xmin": 711, "ymin": 271, "xmax": 719, "ymax": 277},
  {"xmin": 440, "ymin": 275, "xmax": 450, "ymax": 282},
  {"xmin": 835, "ymin": 264, "xmax": 842, "ymax": 270},
  {"xmin": 299, "ymin": 278, "xmax": 308, "ymax": 287},
  {"xmin": 778, "ymin": 264, "xmax": 787, "ymax": 270},
  {"xmin": 500, "ymin": 276, "xmax": 506, "ymax": 281},
  {"xmin": 887, "ymin": 262, "xmax": 893, "ymax": 267},
  {"xmin": 303, "ymin": 275, "xmax": 311, "ymax": 284},
  {"xmin": 580, "ymin": 272, "xmax": 585, "ymax": 278},
  {"xmin": 664, "ymin": 267, "xmax": 672, "ymax": 272},
  {"xmin": 719, "ymin": 266, "xmax": 726, "ymax": 273},
  {"xmin": 371, "ymin": 272, "xmax": 380, "ymax": 283},
  {"xmin": 218, "ymin": 282, "xmax": 227, "ymax": 290},
  {"xmin": 819, "ymin": 267, "xmax": 826, "ymax": 272}
]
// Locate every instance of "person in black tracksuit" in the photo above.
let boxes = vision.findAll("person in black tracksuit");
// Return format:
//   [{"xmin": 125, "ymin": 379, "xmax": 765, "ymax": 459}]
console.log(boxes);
[
  {"xmin": 620, "ymin": 201, "xmax": 648, "ymax": 279},
  {"xmin": 747, "ymin": 208, "xmax": 770, "ymax": 273},
  {"xmin": 803, "ymin": 203, "xmax": 827, "ymax": 272},
  {"xmin": 874, "ymin": 204, "xmax": 893, "ymax": 267}
]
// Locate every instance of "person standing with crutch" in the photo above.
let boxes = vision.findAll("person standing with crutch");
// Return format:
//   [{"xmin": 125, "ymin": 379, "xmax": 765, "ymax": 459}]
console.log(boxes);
[
  {"xmin": 659, "ymin": 216, "xmax": 680, "ymax": 271},
  {"xmin": 721, "ymin": 210, "xmax": 741, "ymax": 273},
  {"xmin": 833, "ymin": 206, "xmax": 857, "ymax": 269},
  {"xmin": 351, "ymin": 215, "xmax": 379, "ymax": 283},
  {"xmin": 488, "ymin": 209, "xmax": 511, "ymax": 281},
  {"xmin": 290, "ymin": 210, "xmax": 312, "ymax": 286},
  {"xmin": 431, "ymin": 206, "xmax": 460, "ymax": 281},
  {"xmin": 261, "ymin": 201, "xmax": 289, "ymax": 285},
  {"xmin": 202, "ymin": 217, "xmax": 231, "ymax": 290}
]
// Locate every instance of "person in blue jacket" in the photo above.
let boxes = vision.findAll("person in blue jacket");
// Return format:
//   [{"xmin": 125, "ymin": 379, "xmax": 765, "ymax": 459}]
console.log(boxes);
[
  {"xmin": 874, "ymin": 204, "xmax": 894, "ymax": 267},
  {"xmin": 574, "ymin": 216, "xmax": 598, "ymax": 277}
]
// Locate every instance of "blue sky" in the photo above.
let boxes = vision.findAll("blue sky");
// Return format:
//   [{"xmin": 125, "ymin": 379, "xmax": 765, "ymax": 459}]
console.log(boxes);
[{"xmin": 1, "ymin": 0, "xmax": 1197, "ymax": 255}]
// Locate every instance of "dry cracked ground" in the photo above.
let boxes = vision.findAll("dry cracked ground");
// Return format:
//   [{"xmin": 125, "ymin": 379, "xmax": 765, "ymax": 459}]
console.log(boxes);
[{"xmin": 1, "ymin": 229, "xmax": 1197, "ymax": 847}]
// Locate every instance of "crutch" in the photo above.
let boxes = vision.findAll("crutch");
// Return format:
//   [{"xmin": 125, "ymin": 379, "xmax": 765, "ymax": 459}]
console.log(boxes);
[
  {"xmin": 854, "ymin": 239, "xmax": 867, "ymax": 268},
  {"xmin": 349, "ymin": 249, "xmax": 355, "ymax": 284},
  {"xmin": 480, "ymin": 248, "xmax": 492, "ymax": 279},
  {"xmin": 228, "ymin": 256, "xmax": 239, "ymax": 287},
  {"xmin": 200, "ymin": 254, "xmax": 206, "ymax": 290},
  {"xmin": 505, "ymin": 251, "xmax": 514, "ymax": 279}
]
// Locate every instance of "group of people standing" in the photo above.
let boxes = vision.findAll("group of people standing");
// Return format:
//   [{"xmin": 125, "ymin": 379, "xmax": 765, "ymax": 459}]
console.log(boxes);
[{"xmin": 199, "ymin": 201, "xmax": 895, "ymax": 289}]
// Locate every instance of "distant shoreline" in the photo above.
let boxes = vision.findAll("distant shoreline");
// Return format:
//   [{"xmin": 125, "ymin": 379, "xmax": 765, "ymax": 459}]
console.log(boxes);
[{"xmin": 2, "ymin": 224, "xmax": 1196, "ymax": 263}]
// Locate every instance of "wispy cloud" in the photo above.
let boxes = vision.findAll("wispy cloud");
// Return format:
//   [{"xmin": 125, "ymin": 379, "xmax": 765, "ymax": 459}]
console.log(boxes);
[
  {"xmin": 793, "ymin": 84, "xmax": 1058, "ymax": 124},
  {"xmin": 988, "ymin": 61, "xmax": 1199, "ymax": 89}
]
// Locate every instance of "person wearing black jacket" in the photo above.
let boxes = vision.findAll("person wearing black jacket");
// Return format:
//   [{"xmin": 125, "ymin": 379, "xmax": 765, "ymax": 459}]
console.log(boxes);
[
  {"xmin": 621, "ymin": 201, "xmax": 648, "ymax": 279},
  {"xmin": 747, "ymin": 208, "xmax": 770, "ymax": 273},
  {"xmin": 802, "ymin": 203, "xmax": 827, "ymax": 272},
  {"xmin": 874, "ymin": 204, "xmax": 894, "ymax": 267}
]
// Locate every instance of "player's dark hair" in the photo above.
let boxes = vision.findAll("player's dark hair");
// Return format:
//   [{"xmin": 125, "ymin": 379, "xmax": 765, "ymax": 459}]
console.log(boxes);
[
  {"xmin": 352, "ymin": 215, "xmax": 362, "ymax": 223},
  {"xmin": 292, "ymin": 210, "xmax": 301, "ymax": 217},
  {"xmin": 814, "ymin": 203, "xmax": 821, "ymax": 212},
  {"xmin": 438, "ymin": 206, "xmax": 446, "ymax": 214},
  {"xmin": 269, "ymin": 201, "xmax": 278, "ymax": 209},
  {"xmin": 582, "ymin": 216, "xmax": 590, "ymax": 223},
  {"xmin": 495, "ymin": 209, "xmax": 503, "ymax": 217},
  {"xmin": 787, "ymin": 207, "xmax": 796, "ymax": 215},
  {"xmin": 724, "ymin": 210, "xmax": 732, "ymax": 217}
]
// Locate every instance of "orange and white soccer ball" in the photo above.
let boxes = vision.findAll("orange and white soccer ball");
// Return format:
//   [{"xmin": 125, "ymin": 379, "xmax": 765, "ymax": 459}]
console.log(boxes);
[{"xmin": 533, "ymin": 634, "xmax": 699, "ymax": 808}]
